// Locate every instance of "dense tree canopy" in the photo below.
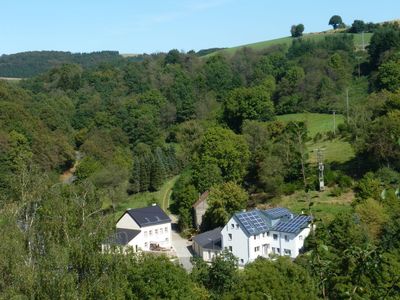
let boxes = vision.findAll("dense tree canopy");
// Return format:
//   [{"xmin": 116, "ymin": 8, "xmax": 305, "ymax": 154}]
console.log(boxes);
[{"xmin": 1, "ymin": 22, "xmax": 400, "ymax": 299}]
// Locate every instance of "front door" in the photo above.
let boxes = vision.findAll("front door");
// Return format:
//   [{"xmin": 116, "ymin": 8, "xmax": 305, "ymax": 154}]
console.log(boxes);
[{"xmin": 262, "ymin": 244, "xmax": 269, "ymax": 256}]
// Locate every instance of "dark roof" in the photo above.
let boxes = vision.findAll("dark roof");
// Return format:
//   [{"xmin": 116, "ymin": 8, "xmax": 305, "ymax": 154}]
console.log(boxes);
[
  {"xmin": 126, "ymin": 204, "xmax": 171, "ymax": 228},
  {"xmin": 193, "ymin": 191, "xmax": 209, "ymax": 208},
  {"xmin": 104, "ymin": 228, "xmax": 141, "ymax": 245},
  {"xmin": 272, "ymin": 215, "xmax": 312, "ymax": 233},
  {"xmin": 193, "ymin": 227, "xmax": 222, "ymax": 250},
  {"xmin": 234, "ymin": 210, "xmax": 269, "ymax": 236},
  {"xmin": 232, "ymin": 207, "xmax": 312, "ymax": 236}
]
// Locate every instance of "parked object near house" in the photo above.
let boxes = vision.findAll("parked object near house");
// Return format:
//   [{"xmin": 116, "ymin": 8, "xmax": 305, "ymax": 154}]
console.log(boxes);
[
  {"xmin": 192, "ymin": 191, "xmax": 209, "ymax": 229},
  {"xmin": 192, "ymin": 227, "xmax": 222, "ymax": 262},
  {"xmin": 102, "ymin": 204, "xmax": 172, "ymax": 253},
  {"xmin": 221, "ymin": 207, "xmax": 312, "ymax": 266}
]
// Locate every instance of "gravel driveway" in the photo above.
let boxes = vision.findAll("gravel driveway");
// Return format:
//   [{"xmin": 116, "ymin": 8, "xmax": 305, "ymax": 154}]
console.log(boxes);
[{"xmin": 170, "ymin": 215, "xmax": 193, "ymax": 272}]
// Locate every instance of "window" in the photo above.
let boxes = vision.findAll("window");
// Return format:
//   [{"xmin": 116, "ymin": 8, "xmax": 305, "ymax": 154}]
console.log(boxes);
[
  {"xmin": 240, "ymin": 259, "xmax": 244, "ymax": 264},
  {"xmin": 165, "ymin": 227, "xmax": 168, "ymax": 233},
  {"xmin": 236, "ymin": 224, "xmax": 239, "ymax": 229},
  {"xmin": 276, "ymin": 248, "xmax": 281, "ymax": 253},
  {"xmin": 155, "ymin": 229, "xmax": 158, "ymax": 235},
  {"xmin": 284, "ymin": 249, "xmax": 292, "ymax": 256},
  {"xmin": 149, "ymin": 230, "xmax": 153, "ymax": 236},
  {"xmin": 228, "ymin": 234, "xmax": 232, "ymax": 241},
  {"xmin": 262, "ymin": 233, "xmax": 265, "ymax": 238},
  {"xmin": 267, "ymin": 231, "xmax": 270, "ymax": 236},
  {"xmin": 160, "ymin": 228, "xmax": 163, "ymax": 234},
  {"xmin": 144, "ymin": 231, "xmax": 148, "ymax": 238},
  {"xmin": 272, "ymin": 247, "xmax": 276, "ymax": 253},
  {"xmin": 144, "ymin": 242, "xmax": 148, "ymax": 247},
  {"xmin": 284, "ymin": 235, "xmax": 289, "ymax": 242},
  {"xmin": 229, "ymin": 246, "xmax": 233, "ymax": 252},
  {"xmin": 254, "ymin": 235, "xmax": 256, "ymax": 240},
  {"xmin": 299, "ymin": 235, "xmax": 303, "ymax": 240},
  {"xmin": 254, "ymin": 246, "xmax": 260, "ymax": 252},
  {"xmin": 273, "ymin": 234, "xmax": 278, "ymax": 240},
  {"xmin": 231, "ymin": 223, "xmax": 234, "ymax": 229}
]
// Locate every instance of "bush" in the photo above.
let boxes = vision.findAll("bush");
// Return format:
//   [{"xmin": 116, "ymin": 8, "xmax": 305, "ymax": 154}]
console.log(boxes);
[
  {"xmin": 313, "ymin": 132, "xmax": 323, "ymax": 142},
  {"xmin": 330, "ymin": 186, "xmax": 343, "ymax": 197},
  {"xmin": 337, "ymin": 174, "xmax": 353, "ymax": 189}
]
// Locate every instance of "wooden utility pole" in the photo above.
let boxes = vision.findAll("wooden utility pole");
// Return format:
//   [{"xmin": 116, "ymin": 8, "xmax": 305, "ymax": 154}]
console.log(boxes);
[
  {"xmin": 346, "ymin": 88, "xmax": 349, "ymax": 123},
  {"xmin": 332, "ymin": 110, "xmax": 336, "ymax": 136}
]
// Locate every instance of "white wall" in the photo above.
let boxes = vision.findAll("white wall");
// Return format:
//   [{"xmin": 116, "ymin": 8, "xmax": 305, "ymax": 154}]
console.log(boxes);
[
  {"xmin": 116, "ymin": 213, "xmax": 140, "ymax": 230},
  {"xmin": 292, "ymin": 226, "xmax": 311, "ymax": 257},
  {"xmin": 221, "ymin": 218, "xmax": 249, "ymax": 265},
  {"xmin": 116, "ymin": 213, "xmax": 172, "ymax": 251},
  {"xmin": 219, "ymin": 216, "xmax": 312, "ymax": 264},
  {"xmin": 133, "ymin": 223, "xmax": 172, "ymax": 251}
]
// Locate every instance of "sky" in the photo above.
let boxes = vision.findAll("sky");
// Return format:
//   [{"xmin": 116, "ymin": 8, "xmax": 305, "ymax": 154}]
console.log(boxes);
[{"xmin": 1, "ymin": 0, "xmax": 400, "ymax": 55}]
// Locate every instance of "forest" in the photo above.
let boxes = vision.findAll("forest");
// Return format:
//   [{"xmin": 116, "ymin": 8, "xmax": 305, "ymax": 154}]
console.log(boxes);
[
  {"xmin": 0, "ymin": 51, "xmax": 124, "ymax": 78},
  {"xmin": 0, "ymin": 21, "xmax": 400, "ymax": 299}
]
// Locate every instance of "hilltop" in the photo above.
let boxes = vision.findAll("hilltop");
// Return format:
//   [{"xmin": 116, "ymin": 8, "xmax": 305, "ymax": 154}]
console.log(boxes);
[{"xmin": 199, "ymin": 31, "xmax": 372, "ymax": 57}]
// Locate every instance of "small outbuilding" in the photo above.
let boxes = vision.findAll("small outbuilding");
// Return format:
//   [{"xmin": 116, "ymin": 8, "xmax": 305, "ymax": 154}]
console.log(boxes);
[
  {"xmin": 192, "ymin": 191, "xmax": 209, "ymax": 229},
  {"xmin": 192, "ymin": 227, "xmax": 222, "ymax": 262}
]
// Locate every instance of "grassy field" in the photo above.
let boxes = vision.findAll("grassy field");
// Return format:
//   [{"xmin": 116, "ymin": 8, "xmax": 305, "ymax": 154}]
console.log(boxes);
[
  {"xmin": 277, "ymin": 113, "xmax": 355, "ymax": 164},
  {"xmin": 277, "ymin": 113, "xmax": 343, "ymax": 138},
  {"xmin": 115, "ymin": 176, "xmax": 179, "ymax": 217},
  {"xmin": 206, "ymin": 32, "xmax": 372, "ymax": 57},
  {"xmin": 267, "ymin": 188, "xmax": 354, "ymax": 222}
]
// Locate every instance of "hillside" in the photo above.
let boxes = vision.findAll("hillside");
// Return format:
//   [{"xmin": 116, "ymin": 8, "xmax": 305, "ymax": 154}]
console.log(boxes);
[
  {"xmin": 201, "ymin": 31, "xmax": 372, "ymax": 57},
  {"xmin": 277, "ymin": 113, "xmax": 354, "ymax": 164},
  {"xmin": 0, "ymin": 50, "xmax": 124, "ymax": 78}
]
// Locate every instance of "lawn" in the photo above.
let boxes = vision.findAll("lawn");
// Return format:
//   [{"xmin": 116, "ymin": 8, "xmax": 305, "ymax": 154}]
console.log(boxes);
[
  {"xmin": 277, "ymin": 113, "xmax": 343, "ymax": 138},
  {"xmin": 309, "ymin": 139, "xmax": 355, "ymax": 164},
  {"xmin": 115, "ymin": 176, "xmax": 179, "ymax": 217},
  {"xmin": 267, "ymin": 188, "xmax": 354, "ymax": 222},
  {"xmin": 277, "ymin": 113, "xmax": 355, "ymax": 164}
]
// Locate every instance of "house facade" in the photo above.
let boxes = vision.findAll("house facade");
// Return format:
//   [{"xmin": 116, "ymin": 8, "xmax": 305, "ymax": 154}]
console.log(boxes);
[
  {"xmin": 192, "ymin": 227, "xmax": 222, "ymax": 262},
  {"xmin": 192, "ymin": 191, "xmax": 209, "ymax": 229},
  {"xmin": 221, "ymin": 208, "xmax": 311, "ymax": 265},
  {"xmin": 103, "ymin": 204, "xmax": 172, "ymax": 252}
]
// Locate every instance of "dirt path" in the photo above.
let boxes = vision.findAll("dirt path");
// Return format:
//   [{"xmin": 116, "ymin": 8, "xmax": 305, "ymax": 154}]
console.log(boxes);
[{"xmin": 161, "ymin": 175, "xmax": 179, "ymax": 212}]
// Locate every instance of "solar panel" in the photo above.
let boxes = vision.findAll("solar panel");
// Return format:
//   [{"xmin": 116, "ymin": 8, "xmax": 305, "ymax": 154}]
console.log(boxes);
[
  {"xmin": 235, "ymin": 210, "xmax": 270, "ymax": 235},
  {"xmin": 264, "ymin": 207, "xmax": 292, "ymax": 219},
  {"xmin": 272, "ymin": 215, "xmax": 311, "ymax": 233}
]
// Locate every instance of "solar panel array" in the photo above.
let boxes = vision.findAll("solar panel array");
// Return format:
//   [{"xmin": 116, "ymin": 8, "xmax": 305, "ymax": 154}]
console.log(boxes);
[
  {"xmin": 264, "ymin": 207, "xmax": 292, "ymax": 219},
  {"xmin": 272, "ymin": 215, "xmax": 311, "ymax": 233},
  {"xmin": 235, "ymin": 210, "xmax": 269, "ymax": 235}
]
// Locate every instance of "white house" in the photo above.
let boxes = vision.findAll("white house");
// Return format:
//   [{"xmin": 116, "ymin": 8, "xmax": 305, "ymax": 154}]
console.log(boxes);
[
  {"xmin": 221, "ymin": 207, "xmax": 312, "ymax": 265},
  {"xmin": 102, "ymin": 204, "xmax": 172, "ymax": 252},
  {"xmin": 192, "ymin": 227, "xmax": 222, "ymax": 262}
]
